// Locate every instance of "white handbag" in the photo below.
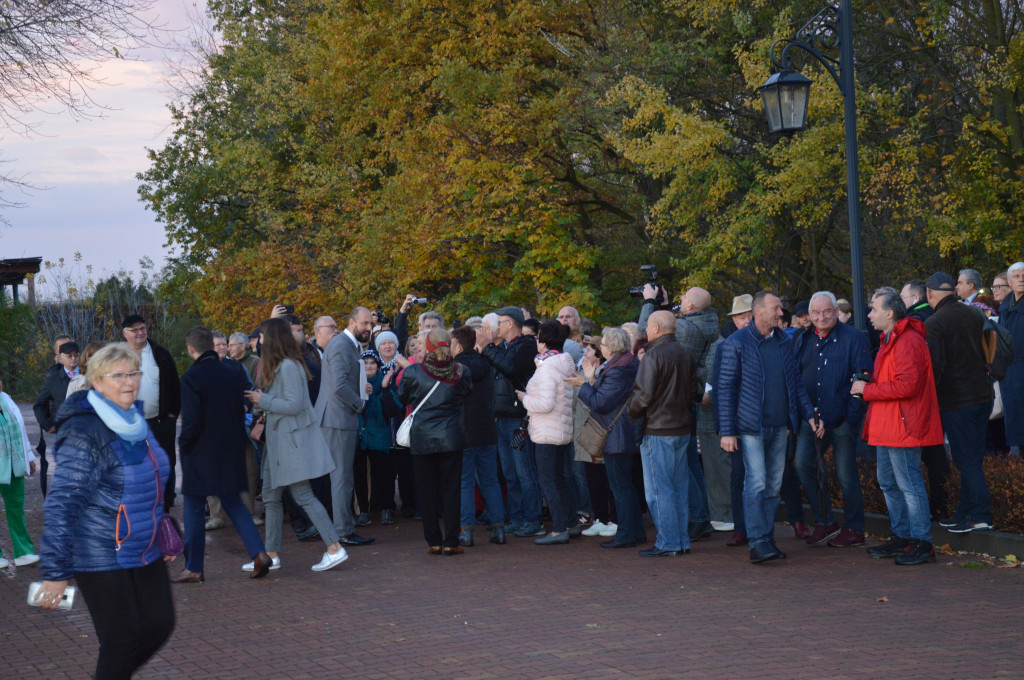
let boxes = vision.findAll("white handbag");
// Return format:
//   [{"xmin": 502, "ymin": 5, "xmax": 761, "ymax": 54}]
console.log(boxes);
[{"xmin": 396, "ymin": 380, "xmax": 440, "ymax": 448}]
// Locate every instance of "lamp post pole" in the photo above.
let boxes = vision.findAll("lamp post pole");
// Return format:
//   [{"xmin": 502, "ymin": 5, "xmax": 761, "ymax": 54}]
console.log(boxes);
[
  {"xmin": 761, "ymin": 0, "xmax": 867, "ymax": 331},
  {"xmin": 837, "ymin": 0, "xmax": 867, "ymax": 332}
]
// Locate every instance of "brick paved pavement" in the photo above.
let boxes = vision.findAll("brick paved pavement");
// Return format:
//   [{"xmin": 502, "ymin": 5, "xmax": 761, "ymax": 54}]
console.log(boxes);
[{"xmin": 2, "ymin": 405, "xmax": 1023, "ymax": 679}]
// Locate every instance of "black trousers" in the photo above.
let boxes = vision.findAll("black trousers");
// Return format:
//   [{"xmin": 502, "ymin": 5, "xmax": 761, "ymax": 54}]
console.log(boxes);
[
  {"xmin": 921, "ymin": 444, "xmax": 951, "ymax": 519},
  {"xmin": 412, "ymin": 451, "xmax": 462, "ymax": 547},
  {"xmin": 147, "ymin": 417, "xmax": 178, "ymax": 511},
  {"xmin": 353, "ymin": 448, "xmax": 369, "ymax": 513},
  {"xmin": 585, "ymin": 461, "xmax": 616, "ymax": 524},
  {"xmin": 36, "ymin": 435, "xmax": 48, "ymax": 497},
  {"xmin": 75, "ymin": 560, "xmax": 175, "ymax": 680},
  {"xmin": 392, "ymin": 447, "xmax": 417, "ymax": 513},
  {"xmin": 368, "ymin": 450, "xmax": 397, "ymax": 512}
]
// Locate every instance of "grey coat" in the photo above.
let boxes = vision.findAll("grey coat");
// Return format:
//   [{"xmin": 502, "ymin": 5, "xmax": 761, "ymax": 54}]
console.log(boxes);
[
  {"xmin": 314, "ymin": 330, "xmax": 363, "ymax": 431},
  {"xmin": 260, "ymin": 358, "xmax": 336, "ymax": 490}
]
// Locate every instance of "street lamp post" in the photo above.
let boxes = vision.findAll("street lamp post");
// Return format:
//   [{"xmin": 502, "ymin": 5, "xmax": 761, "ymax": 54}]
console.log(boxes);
[{"xmin": 757, "ymin": 0, "xmax": 867, "ymax": 332}]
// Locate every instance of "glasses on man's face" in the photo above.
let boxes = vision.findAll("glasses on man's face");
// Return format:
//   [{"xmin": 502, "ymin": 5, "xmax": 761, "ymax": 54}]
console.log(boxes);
[
  {"xmin": 497, "ymin": 319, "xmax": 511, "ymax": 326},
  {"xmin": 103, "ymin": 371, "xmax": 144, "ymax": 383},
  {"xmin": 993, "ymin": 284, "xmax": 1009, "ymax": 290},
  {"xmin": 125, "ymin": 326, "xmax": 147, "ymax": 334},
  {"xmin": 317, "ymin": 324, "xmax": 339, "ymax": 331}
]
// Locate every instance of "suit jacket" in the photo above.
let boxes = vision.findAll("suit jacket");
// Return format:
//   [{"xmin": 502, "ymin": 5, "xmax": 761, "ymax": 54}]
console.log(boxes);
[
  {"xmin": 178, "ymin": 351, "xmax": 249, "ymax": 496},
  {"xmin": 260, "ymin": 358, "xmax": 336, "ymax": 489},
  {"xmin": 314, "ymin": 330, "xmax": 364, "ymax": 431},
  {"xmin": 148, "ymin": 339, "xmax": 182, "ymax": 421},
  {"xmin": 33, "ymin": 365, "xmax": 73, "ymax": 432}
]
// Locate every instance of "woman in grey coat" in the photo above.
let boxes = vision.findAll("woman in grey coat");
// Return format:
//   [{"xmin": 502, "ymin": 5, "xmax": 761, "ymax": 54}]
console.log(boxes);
[{"xmin": 245, "ymin": 318, "xmax": 348, "ymax": 572}]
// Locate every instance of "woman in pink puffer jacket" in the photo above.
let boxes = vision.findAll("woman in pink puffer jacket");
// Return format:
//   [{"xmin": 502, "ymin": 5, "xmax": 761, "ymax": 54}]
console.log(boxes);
[{"xmin": 516, "ymin": 321, "xmax": 577, "ymax": 546}]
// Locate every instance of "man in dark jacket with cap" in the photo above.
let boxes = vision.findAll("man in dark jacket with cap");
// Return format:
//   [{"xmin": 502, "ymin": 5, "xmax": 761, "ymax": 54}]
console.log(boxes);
[
  {"xmin": 925, "ymin": 272, "xmax": 994, "ymax": 533},
  {"xmin": 479, "ymin": 306, "xmax": 542, "ymax": 537},
  {"xmin": 32, "ymin": 340, "xmax": 79, "ymax": 497}
]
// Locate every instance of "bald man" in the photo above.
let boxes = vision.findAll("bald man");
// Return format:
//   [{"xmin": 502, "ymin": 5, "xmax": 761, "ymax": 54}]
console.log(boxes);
[
  {"xmin": 640, "ymin": 286, "xmax": 719, "ymax": 540},
  {"xmin": 628, "ymin": 310, "xmax": 700, "ymax": 556}
]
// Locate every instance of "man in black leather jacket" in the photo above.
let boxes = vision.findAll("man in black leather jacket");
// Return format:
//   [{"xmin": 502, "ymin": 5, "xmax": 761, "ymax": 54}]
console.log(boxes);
[{"xmin": 479, "ymin": 306, "xmax": 543, "ymax": 537}]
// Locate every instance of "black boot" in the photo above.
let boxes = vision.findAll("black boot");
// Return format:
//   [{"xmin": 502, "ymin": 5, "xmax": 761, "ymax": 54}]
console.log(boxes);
[
  {"xmin": 489, "ymin": 524, "xmax": 506, "ymax": 545},
  {"xmin": 459, "ymin": 527, "xmax": 474, "ymax": 547}
]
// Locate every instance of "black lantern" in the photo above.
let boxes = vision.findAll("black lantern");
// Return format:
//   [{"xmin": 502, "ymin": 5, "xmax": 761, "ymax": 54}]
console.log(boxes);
[{"xmin": 758, "ymin": 70, "xmax": 813, "ymax": 133}]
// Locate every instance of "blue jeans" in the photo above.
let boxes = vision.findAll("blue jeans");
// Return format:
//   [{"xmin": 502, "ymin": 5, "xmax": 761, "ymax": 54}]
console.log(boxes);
[
  {"xmin": 687, "ymin": 435, "xmax": 709, "ymax": 523},
  {"xmin": 942, "ymin": 402, "xmax": 994, "ymax": 524},
  {"xmin": 795, "ymin": 420, "xmax": 865, "ymax": 531},
  {"xmin": 605, "ymin": 453, "xmax": 645, "ymax": 543},
  {"xmin": 640, "ymin": 435, "xmax": 690, "ymax": 551},
  {"xmin": 496, "ymin": 417, "xmax": 541, "ymax": 526},
  {"xmin": 183, "ymin": 492, "xmax": 265, "ymax": 573},
  {"xmin": 876, "ymin": 446, "xmax": 931, "ymax": 541},
  {"xmin": 740, "ymin": 427, "xmax": 788, "ymax": 550},
  {"xmin": 730, "ymin": 449, "xmax": 745, "ymax": 534},
  {"xmin": 535, "ymin": 443, "xmax": 573, "ymax": 533},
  {"xmin": 461, "ymin": 445, "xmax": 505, "ymax": 528}
]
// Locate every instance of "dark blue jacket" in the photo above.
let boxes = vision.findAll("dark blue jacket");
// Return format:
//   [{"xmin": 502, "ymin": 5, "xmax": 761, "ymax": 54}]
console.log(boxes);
[
  {"xmin": 179, "ymin": 351, "xmax": 250, "ymax": 496},
  {"xmin": 40, "ymin": 392, "xmax": 170, "ymax": 580},
  {"xmin": 577, "ymin": 356, "xmax": 640, "ymax": 454},
  {"xmin": 717, "ymin": 324, "xmax": 814, "ymax": 437},
  {"xmin": 795, "ymin": 321, "xmax": 872, "ymax": 429}
]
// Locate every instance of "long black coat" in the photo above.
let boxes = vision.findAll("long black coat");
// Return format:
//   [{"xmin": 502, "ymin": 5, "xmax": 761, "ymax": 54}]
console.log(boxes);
[
  {"xmin": 178, "ymin": 351, "xmax": 249, "ymax": 496},
  {"xmin": 33, "ymin": 364, "xmax": 72, "ymax": 432}
]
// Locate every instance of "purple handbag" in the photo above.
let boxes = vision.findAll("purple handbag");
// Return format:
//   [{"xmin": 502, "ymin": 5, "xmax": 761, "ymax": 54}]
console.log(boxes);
[{"xmin": 147, "ymin": 445, "xmax": 184, "ymax": 557}]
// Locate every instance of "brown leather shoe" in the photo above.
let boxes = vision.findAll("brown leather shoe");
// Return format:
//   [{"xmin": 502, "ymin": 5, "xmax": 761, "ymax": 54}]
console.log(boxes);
[
  {"xmin": 250, "ymin": 551, "xmax": 273, "ymax": 579},
  {"xmin": 427, "ymin": 546, "xmax": 442, "ymax": 555},
  {"xmin": 443, "ymin": 546, "xmax": 464, "ymax": 556},
  {"xmin": 726, "ymin": 532, "xmax": 747, "ymax": 547},
  {"xmin": 171, "ymin": 569, "xmax": 204, "ymax": 584}
]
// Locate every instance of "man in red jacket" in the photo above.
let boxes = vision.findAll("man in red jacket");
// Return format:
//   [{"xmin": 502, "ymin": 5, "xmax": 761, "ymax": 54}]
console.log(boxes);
[{"xmin": 852, "ymin": 291, "xmax": 944, "ymax": 565}]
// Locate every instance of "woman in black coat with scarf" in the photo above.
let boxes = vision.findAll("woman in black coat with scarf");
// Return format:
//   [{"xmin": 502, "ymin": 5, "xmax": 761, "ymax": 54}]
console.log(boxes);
[
  {"xmin": 569, "ymin": 327, "xmax": 644, "ymax": 548},
  {"xmin": 397, "ymin": 328, "xmax": 473, "ymax": 554}
]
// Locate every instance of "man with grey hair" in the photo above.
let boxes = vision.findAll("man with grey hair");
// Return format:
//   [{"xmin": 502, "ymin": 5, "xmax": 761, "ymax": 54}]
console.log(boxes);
[
  {"xmin": 557, "ymin": 306, "xmax": 584, "ymax": 362},
  {"xmin": 956, "ymin": 268, "xmax": 983, "ymax": 304},
  {"xmin": 794, "ymin": 291, "xmax": 872, "ymax": 546},
  {"xmin": 418, "ymin": 310, "xmax": 445, "ymax": 332},
  {"xmin": 308, "ymin": 316, "xmax": 340, "ymax": 364},
  {"xmin": 999, "ymin": 262, "xmax": 1024, "ymax": 455}
]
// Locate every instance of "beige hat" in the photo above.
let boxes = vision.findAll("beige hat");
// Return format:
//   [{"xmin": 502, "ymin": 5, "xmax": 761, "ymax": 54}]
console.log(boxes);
[{"xmin": 728, "ymin": 294, "xmax": 753, "ymax": 316}]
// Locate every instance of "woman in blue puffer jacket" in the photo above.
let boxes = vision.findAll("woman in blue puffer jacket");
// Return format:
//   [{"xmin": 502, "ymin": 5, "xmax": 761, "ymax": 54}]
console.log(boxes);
[{"xmin": 36, "ymin": 343, "xmax": 175, "ymax": 679}]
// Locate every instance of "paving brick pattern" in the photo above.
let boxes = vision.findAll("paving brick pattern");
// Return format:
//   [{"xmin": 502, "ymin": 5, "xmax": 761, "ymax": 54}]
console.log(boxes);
[{"xmin": 2, "ymin": 404, "xmax": 1023, "ymax": 679}]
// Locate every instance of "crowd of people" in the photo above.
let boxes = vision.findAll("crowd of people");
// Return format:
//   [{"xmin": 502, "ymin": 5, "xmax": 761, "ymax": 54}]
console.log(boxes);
[{"xmin": 3, "ymin": 264, "xmax": 1022, "ymax": 678}]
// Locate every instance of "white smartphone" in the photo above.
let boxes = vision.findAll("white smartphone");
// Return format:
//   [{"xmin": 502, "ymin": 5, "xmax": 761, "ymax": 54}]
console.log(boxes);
[{"xmin": 27, "ymin": 582, "xmax": 76, "ymax": 610}]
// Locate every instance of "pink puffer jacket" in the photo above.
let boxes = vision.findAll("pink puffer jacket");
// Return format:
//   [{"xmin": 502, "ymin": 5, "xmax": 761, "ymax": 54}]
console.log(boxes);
[{"xmin": 522, "ymin": 352, "xmax": 576, "ymax": 445}]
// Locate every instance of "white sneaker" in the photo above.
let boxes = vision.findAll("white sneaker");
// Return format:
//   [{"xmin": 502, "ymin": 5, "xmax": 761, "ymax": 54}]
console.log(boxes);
[
  {"xmin": 599, "ymin": 522, "xmax": 618, "ymax": 537},
  {"xmin": 711, "ymin": 521, "xmax": 735, "ymax": 532},
  {"xmin": 252, "ymin": 516, "xmax": 265, "ymax": 526},
  {"xmin": 205, "ymin": 517, "xmax": 226, "ymax": 531},
  {"xmin": 582, "ymin": 520, "xmax": 607, "ymax": 537},
  {"xmin": 13, "ymin": 554, "xmax": 39, "ymax": 567},
  {"xmin": 0, "ymin": 558, "xmax": 8, "ymax": 569},
  {"xmin": 311, "ymin": 548, "xmax": 349, "ymax": 572},
  {"xmin": 242, "ymin": 555, "xmax": 281, "ymax": 572}
]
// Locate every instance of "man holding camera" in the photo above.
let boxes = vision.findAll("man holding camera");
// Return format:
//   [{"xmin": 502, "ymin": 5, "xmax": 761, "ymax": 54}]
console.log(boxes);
[
  {"xmin": 794, "ymin": 291, "xmax": 872, "ymax": 547},
  {"xmin": 852, "ymin": 290, "xmax": 943, "ymax": 565},
  {"xmin": 639, "ymin": 283, "xmax": 719, "ymax": 540}
]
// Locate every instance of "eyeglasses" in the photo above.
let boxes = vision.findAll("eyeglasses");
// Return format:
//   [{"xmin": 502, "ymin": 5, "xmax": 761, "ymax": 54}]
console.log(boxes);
[
  {"xmin": 124, "ymin": 327, "xmax": 147, "ymax": 334},
  {"xmin": 316, "ymin": 324, "xmax": 339, "ymax": 331},
  {"xmin": 993, "ymin": 284, "xmax": 1009, "ymax": 289},
  {"xmin": 103, "ymin": 371, "xmax": 144, "ymax": 383},
  {"xmin": 497, "ymin": 319, "xmax": 512, "ymax": 326}
]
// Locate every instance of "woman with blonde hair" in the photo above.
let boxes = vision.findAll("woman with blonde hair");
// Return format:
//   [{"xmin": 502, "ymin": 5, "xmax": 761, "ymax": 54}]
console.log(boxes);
[
  {"xmin": 397, "ymin": 328, "xmax": 473, "ymax": 554},
  {"xmin": 244, "ymin": 318, "xmax": 348, "ymax": 572}
]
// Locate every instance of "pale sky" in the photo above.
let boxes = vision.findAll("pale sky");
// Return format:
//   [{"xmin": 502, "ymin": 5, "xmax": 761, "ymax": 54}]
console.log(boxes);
[{"xmin": 0, "ymin": 0, "xmax": 208, "ymax": 288}]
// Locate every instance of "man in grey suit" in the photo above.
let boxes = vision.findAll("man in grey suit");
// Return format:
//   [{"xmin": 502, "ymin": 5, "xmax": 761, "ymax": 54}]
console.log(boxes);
[{"xmin": 315, "ymin": 306, "xmax": 376, "ymax": 546}]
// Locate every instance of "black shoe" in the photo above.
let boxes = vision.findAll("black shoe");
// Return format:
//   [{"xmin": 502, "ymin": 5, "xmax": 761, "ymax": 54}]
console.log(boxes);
[
  {"xmin": 895, "ymin": 540, "xmax": 935, "ymax": 566},
  {"xmin": 867, "ymin": 536, "xmax": 910, "ymax": 559},
  {"xmin": 639, "ymin": 547, "xmax": 686, "ymax": 557},
  {"xmin": 458, "ymin": 529, "xmax": 474, "ymax": 547},
  {"xmin": 688, "ymin": 521, "xmax": 713, "ymax": 541},
  {"xmin": 749, "ymin": 544, "xmax": 781, "ymax": 564},
  {"xmin": 937, "ymin": 516, "xmax": 962, "ymax": 528},
  {"xmin": 380, "ymin": 509, "xmax": 394, "ymax": 525},
  {"xmin": 340, "ymin": 533, "xmax": 375, "ymax": 546},
  {"xmin": 489, "ymin": 525, "xmax": 506, "ymax": 544},
  {"xmin": 297, "ymin": 526, "xmax": 320, "ymax": 542},
  {"xmin": 769, "ymin": 542, "xmax": 787, "ymax": 560},
  {"xmin": 600, "ymin": 539, "xmax": 637, "ymax": 549}
]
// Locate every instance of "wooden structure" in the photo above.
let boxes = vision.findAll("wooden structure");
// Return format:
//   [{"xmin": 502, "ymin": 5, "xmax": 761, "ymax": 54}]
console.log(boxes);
[{"xmin": 0, "ymin": 257, "xmax": 42, "ymax": 305}]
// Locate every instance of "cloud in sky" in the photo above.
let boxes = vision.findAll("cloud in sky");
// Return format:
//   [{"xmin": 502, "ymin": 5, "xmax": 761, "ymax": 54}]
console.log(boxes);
[{"xmin": 0, "ymin": 0, "xmax": 208, "ymax": 278}]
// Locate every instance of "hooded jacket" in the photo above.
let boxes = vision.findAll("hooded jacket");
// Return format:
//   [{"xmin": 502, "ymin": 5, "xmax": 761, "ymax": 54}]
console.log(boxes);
[
  {"xmin": 39, "ymin": 392, "xmax": 170, "ymax": 581},
  {"xmin": 862, "ymin": 317, "xmax": 944, "ymax": 448},
  {"xmin": 522, "ymin": 352, "xmax": 576, "ymax": 445}
]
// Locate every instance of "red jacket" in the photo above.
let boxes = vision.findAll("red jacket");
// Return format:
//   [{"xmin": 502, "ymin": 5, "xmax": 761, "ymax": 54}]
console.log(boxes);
[{"xmin": 861, "ymin": 317, "xmax": 944, "ymax": 448}]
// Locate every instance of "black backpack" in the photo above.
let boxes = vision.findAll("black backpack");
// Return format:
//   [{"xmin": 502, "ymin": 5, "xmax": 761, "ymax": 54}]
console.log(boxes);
[{"xmin": 983, "ymin": 317, "xmax": 1015, "ymax": 381}]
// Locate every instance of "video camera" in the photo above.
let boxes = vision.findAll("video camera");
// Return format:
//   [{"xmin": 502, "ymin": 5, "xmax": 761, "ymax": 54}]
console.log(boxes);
[{"xmin": 629, "ymin": 265, "xmax": 666, "ymax": 306}]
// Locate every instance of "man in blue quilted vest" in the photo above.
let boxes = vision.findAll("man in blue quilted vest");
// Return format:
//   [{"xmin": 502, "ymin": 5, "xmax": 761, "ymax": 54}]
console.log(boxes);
[{"xmin": 718, "ymin": 290, "xmax": 820, "ymax": 564}]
